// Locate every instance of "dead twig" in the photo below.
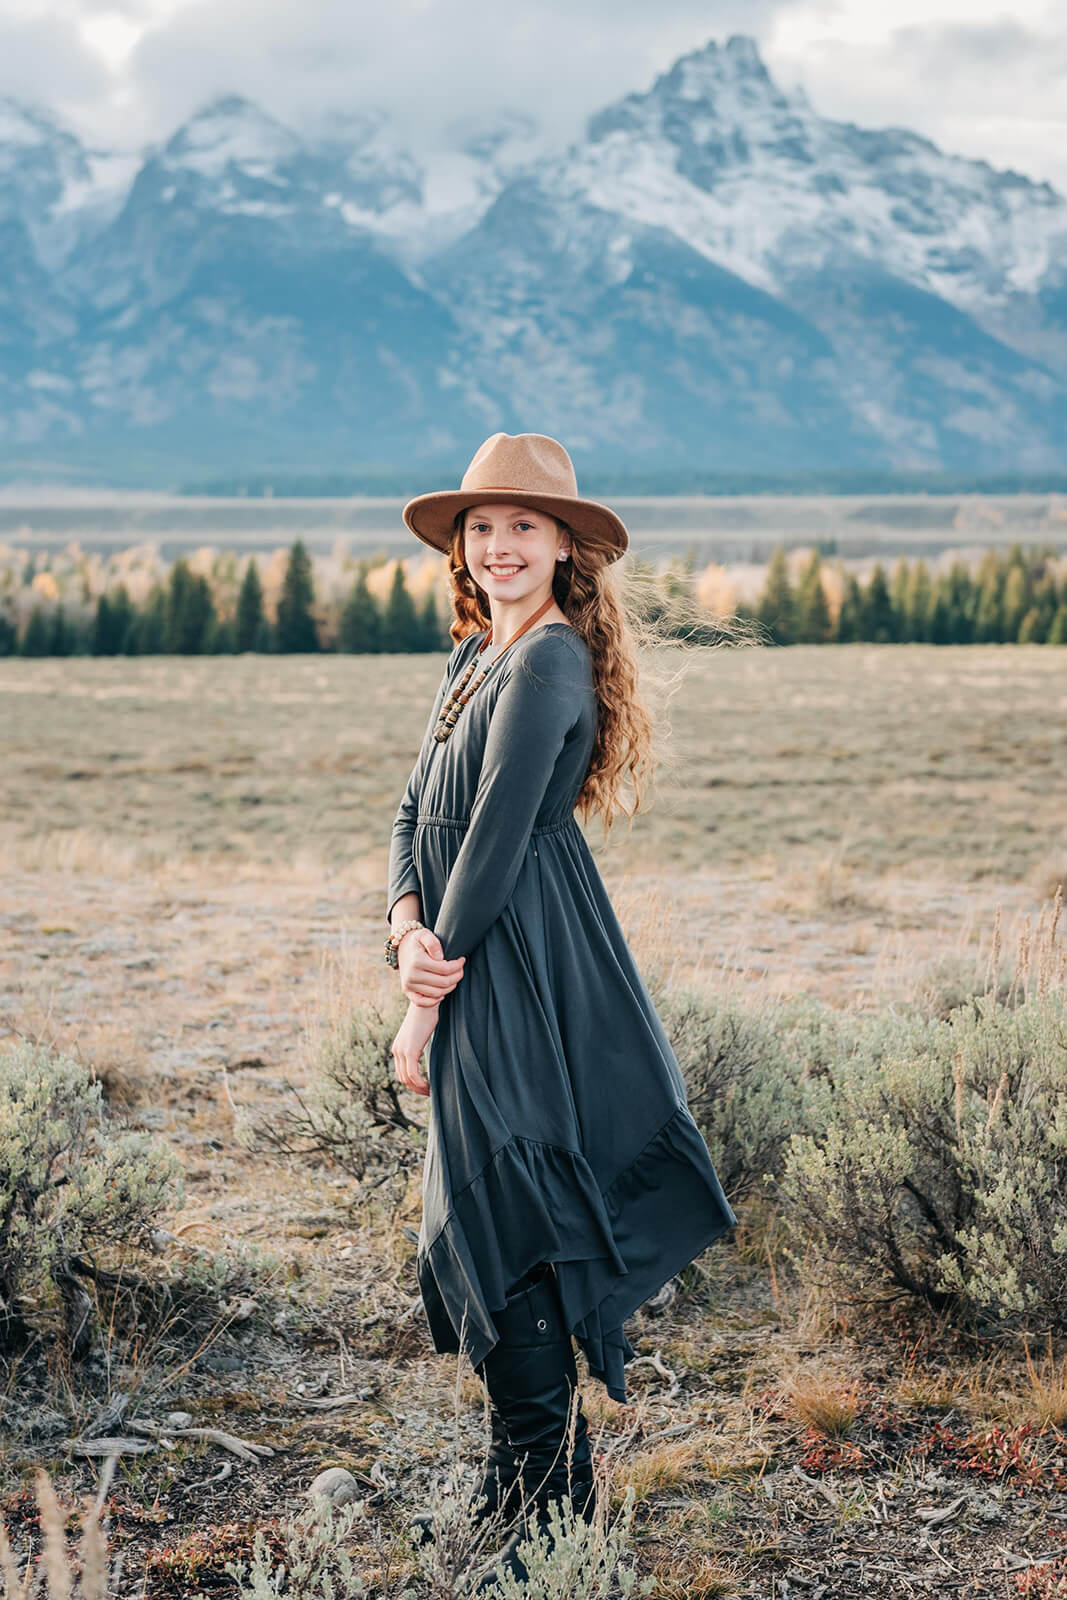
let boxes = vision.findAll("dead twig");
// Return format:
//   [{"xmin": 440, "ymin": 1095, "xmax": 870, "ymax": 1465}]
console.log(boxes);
[{"xmin": 129, "ymin": 1418, "xmax": 274, "ymax": 1461}]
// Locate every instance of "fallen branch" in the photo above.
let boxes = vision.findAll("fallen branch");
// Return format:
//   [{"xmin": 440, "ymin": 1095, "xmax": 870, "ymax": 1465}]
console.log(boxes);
[
  {"xmin": 68, "ymin": 1436, "xmax": 155, "ymax": 1458},
  {"xmin": 129, "ymin": 1418, "xmax": 274, "ymax": 1461}
]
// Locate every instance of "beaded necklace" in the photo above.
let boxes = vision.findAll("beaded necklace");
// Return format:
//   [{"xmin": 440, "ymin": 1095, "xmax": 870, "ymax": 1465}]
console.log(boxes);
[{"xmin": 433, "ymin": 594, "xmax": 558, "ymax": 743}]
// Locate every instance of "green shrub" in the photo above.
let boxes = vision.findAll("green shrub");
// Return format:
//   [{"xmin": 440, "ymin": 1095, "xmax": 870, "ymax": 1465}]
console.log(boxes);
[
  {"xmin": 662, "ymin": 988, "xmax": 832, "ymax": 1200},
  {"xmin": 778, "ymin": 991, "xmax": 1067, "ymax": 1332},
  {"xmin": 244, "ymin": 994, "xmax": 426, "ymax": 1194},
  {"xmin": 0, "ymin": 1039, "xmax": 183, "ymax": 1356}
]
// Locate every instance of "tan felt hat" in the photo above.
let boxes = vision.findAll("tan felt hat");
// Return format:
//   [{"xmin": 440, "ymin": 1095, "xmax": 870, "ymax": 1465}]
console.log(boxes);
[{"xmin": 402, "ymin": 432, "xmax": 628, "ymax": 561}]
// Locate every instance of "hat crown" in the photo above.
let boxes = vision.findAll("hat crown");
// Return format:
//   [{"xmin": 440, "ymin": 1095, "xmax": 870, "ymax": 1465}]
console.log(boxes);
[{"xmin": 459, "ymin": 433, "xmax": 579, "ymax": 500}]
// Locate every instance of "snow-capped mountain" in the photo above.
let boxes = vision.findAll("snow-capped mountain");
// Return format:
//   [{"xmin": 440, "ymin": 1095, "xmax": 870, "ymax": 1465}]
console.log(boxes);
[
  {"xmin": 425, "ymin": 36, "xmax": 1067, "ymax": 470},
  {"xmin": 0, "ymin": 96, "xmax": 139, "ymax": 272},
  {"xmin": 1, "ymin": 37, "xmax": 1065, "ymax": 482},
  {"xmin": 582, "ymin": 37, "xmax": 1067, "ymax": 314}
]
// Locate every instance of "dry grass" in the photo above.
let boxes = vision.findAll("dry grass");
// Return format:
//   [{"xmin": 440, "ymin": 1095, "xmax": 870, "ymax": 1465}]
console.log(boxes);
[
  {"xmin": 2, "ymin": 646, "xmax": 1066, "ymax": 888},
  {"xmin": 779, "ymin": 1365, "xmax": 863, "ymax": 1439},
  {"xmin": 1018, "ymin": 1336, "xmax": 1067, "ymax": 1429},
  {"xmin": 619, "ymin": 1436, "xmax": 711, "ymax": 1499},
  {"xmin": 649, "ymin": 1554, "xmax": 737, "ymax": 1598},
  {"xmin": 1, "ymin": 1468, "xmax": 115, "ymax": 1600}
]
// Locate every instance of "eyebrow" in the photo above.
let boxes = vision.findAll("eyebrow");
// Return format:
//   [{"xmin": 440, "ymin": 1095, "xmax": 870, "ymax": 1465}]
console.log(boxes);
[{"xmin": 465, "ymin": 510, "xmax": 541, "ymax": 521}]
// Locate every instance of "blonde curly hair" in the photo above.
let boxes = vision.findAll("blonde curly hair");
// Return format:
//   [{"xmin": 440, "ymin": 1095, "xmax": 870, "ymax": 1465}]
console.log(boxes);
[{"xmin": 443, "ymin": 509, "xmax": 747, "ymax": 837}]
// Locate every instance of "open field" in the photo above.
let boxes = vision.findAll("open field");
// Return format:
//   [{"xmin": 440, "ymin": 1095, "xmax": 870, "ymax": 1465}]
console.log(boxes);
[{"xmin": 2, "ymin": 644, "xmax": 1067, "ymax": 1597}]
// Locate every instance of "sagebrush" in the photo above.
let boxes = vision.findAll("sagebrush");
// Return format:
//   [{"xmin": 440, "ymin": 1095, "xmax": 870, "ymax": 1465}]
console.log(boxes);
[{"xmin": 0, "ymin": 1039, "xmax": 182, "ymax": 1357}]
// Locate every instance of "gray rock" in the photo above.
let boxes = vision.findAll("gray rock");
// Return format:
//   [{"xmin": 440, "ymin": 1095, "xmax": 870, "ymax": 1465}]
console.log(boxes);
[{"xmin": 308, "ymin": 1467, "xmax": 361, "ymax": 1507}]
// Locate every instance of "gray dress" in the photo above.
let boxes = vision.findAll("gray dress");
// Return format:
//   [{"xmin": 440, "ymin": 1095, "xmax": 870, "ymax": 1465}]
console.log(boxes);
[{"xmin": 386, "ymin": 622, "xmax": 737, "ymax": 1402}]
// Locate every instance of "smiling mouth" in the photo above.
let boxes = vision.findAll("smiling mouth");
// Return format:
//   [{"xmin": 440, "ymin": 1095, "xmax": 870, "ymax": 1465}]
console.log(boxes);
[{"xmin": 486, "ymin": 565, "xmax": 525, "ymax": 576}]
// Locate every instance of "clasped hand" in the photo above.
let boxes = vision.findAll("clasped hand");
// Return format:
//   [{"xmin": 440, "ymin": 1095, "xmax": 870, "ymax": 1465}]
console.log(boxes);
[{"xmin": 390, "ymin": 928, "xmax": 465, "ymax": 1097}]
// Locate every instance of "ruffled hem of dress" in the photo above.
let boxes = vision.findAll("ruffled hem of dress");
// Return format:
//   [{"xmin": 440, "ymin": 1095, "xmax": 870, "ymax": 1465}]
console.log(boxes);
[{"xmin": 415, "ymin": 1104, "xmax": 738, "ymax": 1405}]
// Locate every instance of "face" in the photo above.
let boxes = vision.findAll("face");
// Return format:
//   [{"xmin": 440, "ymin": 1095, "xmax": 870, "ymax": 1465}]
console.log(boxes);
[{"xmin": 462, "ymin": 504, "xmax": 570, "ymax": 601}]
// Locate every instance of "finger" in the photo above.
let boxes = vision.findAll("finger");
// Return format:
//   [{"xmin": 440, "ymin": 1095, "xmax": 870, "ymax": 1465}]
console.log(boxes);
[
  {"xmin": 413, "ymin": 957, "xmax": 461, "ymax": 981},
  {"xmin": 418, "ymin": 950, "xmax": 464, "ymax": 972},
  {"xmin": 411, "ymin": 976, "xmax": 458, "ymax": 998},
  {"xmin": 406, "ymin": 984, "xmax": 444, "ymax": 1004}
]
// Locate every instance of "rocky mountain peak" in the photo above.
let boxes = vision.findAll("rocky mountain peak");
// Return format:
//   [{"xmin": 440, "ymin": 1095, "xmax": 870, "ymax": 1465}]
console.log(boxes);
[
  {"xmin": 159, "ymin": 94, "xmax": 302, "ymax": 178},
  {"xmin": 588, "ymin": 33, "xmax": 798, "ymax": 147},
  {"xmin": 0, "ymin": 96, "xmax": 91, "ymax": 202}
]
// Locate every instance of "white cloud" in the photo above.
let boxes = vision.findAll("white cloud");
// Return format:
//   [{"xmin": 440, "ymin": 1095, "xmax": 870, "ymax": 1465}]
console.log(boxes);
[
  {"xmin": 0, "ymin": 0, "xmax": 1063, "ymax": 198},
  {"xmin": 764, "ymin": 5, "xmax": 1067, "ymax": 193}
]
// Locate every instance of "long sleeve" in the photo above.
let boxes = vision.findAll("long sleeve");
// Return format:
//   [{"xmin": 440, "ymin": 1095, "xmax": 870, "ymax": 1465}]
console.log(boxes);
[
  {"xmin": 385, "ymin": 645, "xmax": 459, "ymax": 926},
  {"xmin": 432, "ymin": 635, "xmax": 581, "ymax": 962}
]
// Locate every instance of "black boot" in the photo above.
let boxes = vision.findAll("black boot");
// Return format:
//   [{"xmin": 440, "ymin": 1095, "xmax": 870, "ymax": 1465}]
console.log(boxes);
[
  {"xmin": 410, "ymin": 1268, "xmax": 561, "ymax": 1547},
  {"xmin": 472, "ymin": 1265, "xmax": 597, "ymax": 1591}
]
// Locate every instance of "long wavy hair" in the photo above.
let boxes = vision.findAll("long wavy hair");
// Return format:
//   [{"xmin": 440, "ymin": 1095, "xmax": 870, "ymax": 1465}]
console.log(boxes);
[{"xmin": 443, "ymin": 508, "xmax": 749, "ymax": 837}]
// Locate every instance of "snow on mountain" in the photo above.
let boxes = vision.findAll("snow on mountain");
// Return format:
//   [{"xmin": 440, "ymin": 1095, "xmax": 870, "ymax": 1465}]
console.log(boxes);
[
  {"xmin": 161, "ymin": 94, "xmax": 302, "ymax": 186},
  {"xmin": 563, "ymin": 34, "xmax": 1067, "ymax": 322},
  {"xmin": 422, "ymin": 35, "xmax": 1067, "ymax": 469},
  {"xmin": 2, "ymin": 37, "xmax": 1066, "ymax": 478}
]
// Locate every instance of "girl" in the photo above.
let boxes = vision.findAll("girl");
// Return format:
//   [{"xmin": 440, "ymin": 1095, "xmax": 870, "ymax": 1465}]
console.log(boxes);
[{"xmin": 385, "ymin": 432, "xmax": 737, "ymax": 1579}]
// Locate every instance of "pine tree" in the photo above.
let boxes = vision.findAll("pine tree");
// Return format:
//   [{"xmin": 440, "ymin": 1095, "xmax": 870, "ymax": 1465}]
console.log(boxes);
[
  {"xmin": 418, "ymin": 587, "xmax": 445, "ymax": 651},
  {"xmin": 48, "ymin": 605, "xmax": 74, "ymax": 657},
  {"xmin": 0, "ymin": 612, "xmax": 16, "ymax": 656},
  {"xmin": 276, "ymin": 539, "xmax": 318, "ymax": 652},
  {"xmin": 183, "ymin": 575, "xmax": 215, "ymax": 654},
  {"xmin": 164, "ymin": 559, "xmax": 191, "ymax": 653},
  {"xmin": 235, "ymin": 558, "xmax": 265, "ymax": 652},
  {"xmin": 835, "ymin": 574, "xmax": 863, "ymax": 643},
  {"xmin": 861, "ymin": 563, "xmax": 894, "ymax": 642},
  {"xmin": 794, "ymin": 551, "xmax": 832, "ymax": 643},
  {"xmin": 111, "ymin": 585, "xmax": 135, "ymax": 654},
  {"xmin": 973, "ymin": 552, "xmax": 1004, "ymax": 643},
  {"xmin": 91, "ymin": 593, "xmax": 124, "ymax": 655},
  {"xmin": 1018, "ymin": 607, "xmax": 1045, "ymax": 644},
  {"xmin": 339, "ymin": 570, "xmax": 382, "ymax": 653},
  {"xmin": 756, "ymin": 546, "xmax": 795, "ymax": 645},
  {"xmin": 928, "ymin": 578, "xmax": 953, "ymax": 645},
  {"xmin": 1001, "ymin": 564, "xmax": 1029, "ymax": 642},
  {"xmin": 1048, "ymin": 602, "xmax": 1067, "ymax": 645},
  {"xmin": 206, "ymin": 614, "xmax": 236, "ymax": 653},
  {"xmin": 889, "ymin": 559, "xmax": 912, "ymax": 640},
  {"xmin": 20, "ymin": 608, "xmax": 50, "ymax": 657},
  {"xmin": 381, "ymin": 563, "xmax": 420, "ymax": 652},
  {"xmin": 943, "ymin": 561, "xmax": 975, "ymax": 645},
  {"xmin": 905, "ymin": 560, "xmax": 933, "ymax": 643},
  {"xmin": 1032, "ymin": 574, "xmax": 1059, "ymax": 640},
  {"xmin": 136, "ymin": 584, "xmax": 166, "ymax": 653},
  {"xmin": 164, "ymin": 562, "xmax": 214, "ymax": 654}
]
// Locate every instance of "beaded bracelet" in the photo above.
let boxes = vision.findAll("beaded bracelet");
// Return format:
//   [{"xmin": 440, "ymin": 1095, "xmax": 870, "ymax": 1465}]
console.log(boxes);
[{"xmin": 384, "ymin": 919, "xmax": 424, "ymax": 969}]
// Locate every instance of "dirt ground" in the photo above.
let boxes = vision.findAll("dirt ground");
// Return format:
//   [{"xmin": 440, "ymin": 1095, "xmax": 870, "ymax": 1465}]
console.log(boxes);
[{"xmin": 2, "ymin": 646, "xmax": 1066, "ymax": 1597}]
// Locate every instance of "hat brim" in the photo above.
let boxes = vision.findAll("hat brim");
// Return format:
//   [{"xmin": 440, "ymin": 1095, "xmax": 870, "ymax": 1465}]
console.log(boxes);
[{"xmin": 402, "ymin": 489, "xmax": 628, "ymax": 561}]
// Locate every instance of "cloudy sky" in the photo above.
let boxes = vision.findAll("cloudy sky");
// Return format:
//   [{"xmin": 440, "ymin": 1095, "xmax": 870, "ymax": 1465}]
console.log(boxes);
[{"xmin": 2, "ymin": 0, "xmax": 1066, "ymax": 195}]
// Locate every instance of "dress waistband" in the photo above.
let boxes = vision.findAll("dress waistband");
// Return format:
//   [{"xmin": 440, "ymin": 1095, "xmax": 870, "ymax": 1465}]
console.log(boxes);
[{"xmin": 416, "ymin": 813, "xmax": 575, "ymax": 835}]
